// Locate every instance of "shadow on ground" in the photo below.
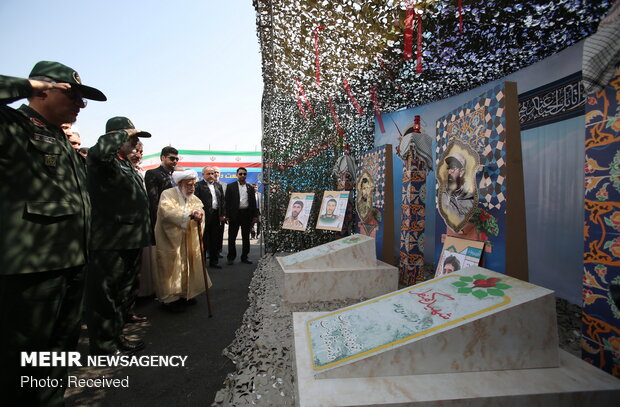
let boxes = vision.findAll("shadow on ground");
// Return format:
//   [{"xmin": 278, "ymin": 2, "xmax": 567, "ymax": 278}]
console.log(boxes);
[{"xmin": 65, "ymin": 243, "xmax": 261, "ymax": 407}]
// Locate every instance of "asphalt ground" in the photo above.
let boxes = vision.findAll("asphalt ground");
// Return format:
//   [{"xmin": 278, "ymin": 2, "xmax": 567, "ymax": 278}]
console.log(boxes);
[{"xmin": 65, "ymin": 241, "xmax": 262, "ymax": 407}]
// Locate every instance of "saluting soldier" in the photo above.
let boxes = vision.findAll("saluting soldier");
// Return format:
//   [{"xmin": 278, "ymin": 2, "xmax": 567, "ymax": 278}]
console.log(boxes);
[
  {"xmin": 84, "ymin": 117, "xmax": 152, "ymax": 356},
  {"xmin": 0, "ymin": 61, "xmax": 106, "ymax": 406}
]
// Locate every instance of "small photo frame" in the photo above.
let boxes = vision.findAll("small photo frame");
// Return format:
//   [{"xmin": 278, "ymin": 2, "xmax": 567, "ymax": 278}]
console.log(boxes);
[
  {"xmin": 316, "ymin": 191, "xmax": 350, "ymax": 231},
  {"xmin": 435, "ymin": 236, "xmax": 485, "ymax": 278},
  {"xmin": 282, "ymin": 192, "xmax": 315, "ymax": 231}
]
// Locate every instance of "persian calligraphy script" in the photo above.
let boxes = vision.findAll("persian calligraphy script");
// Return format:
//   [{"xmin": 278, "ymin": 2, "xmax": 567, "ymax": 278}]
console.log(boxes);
[
  {"xmin": 308, "ymin": 273, "xmax": 512, "ymax": 370},
  {"xmin": 519, "ymin": 73, "xmax": 584, "ymax": 130},
  {"xmin": 408, "ymin": 288, "xmax": 455, "ymax": 320}
]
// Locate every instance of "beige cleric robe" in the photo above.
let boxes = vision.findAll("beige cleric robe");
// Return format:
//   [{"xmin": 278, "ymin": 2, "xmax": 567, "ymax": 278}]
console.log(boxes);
[{"xmin": 153, "ymin": 187, "xmax": 212, "ymax": 303}]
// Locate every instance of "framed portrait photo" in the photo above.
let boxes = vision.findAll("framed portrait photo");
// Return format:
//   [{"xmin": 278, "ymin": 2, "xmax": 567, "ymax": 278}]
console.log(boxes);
[
  {"xmin": 316, "ymin": 191, "xmax": 349, "ymax": 231},
  {"xmin": 282, "ymin": 192, "xmax": 315, "ymax": 231},
  {"xmin": 435, "ymin": 236, "xmax": 485, "ymax": 278},
  {"xmin": 436, "ymin": 139, "xmax": 481, "ymax": 233}
]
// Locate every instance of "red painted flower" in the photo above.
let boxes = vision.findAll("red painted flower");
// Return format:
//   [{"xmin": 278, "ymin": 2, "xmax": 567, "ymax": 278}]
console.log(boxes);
[{"xmin": 473, "ymin": 278, "xmax": 500, "ymax": 288}]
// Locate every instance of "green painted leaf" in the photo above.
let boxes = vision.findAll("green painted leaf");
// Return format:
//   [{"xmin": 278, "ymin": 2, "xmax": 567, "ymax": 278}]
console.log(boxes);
[
  {"xmin": 452, "ymin": 281, "xmax": 468, "ymax": 287},
  {"xmin": 458, "ymin": 287, "xmax": 473, "ymax": 294},
  {"xmin": 494, "ymin": 283, "xmax": 511, "ymax": 290},
  {"xmin": 487, "ymin": 289, "xmax": 505, "ymax": 296},
  {"xmin": 473, "ymin": 274, "xmax": 488, "ymax": 280},
  {"xmin": 472, "ymin": 290, "xmax": 488, "ymax": 299},
  {"xmin": 459, "ymin": 276, "xmax": 474, "ymax": 282}
]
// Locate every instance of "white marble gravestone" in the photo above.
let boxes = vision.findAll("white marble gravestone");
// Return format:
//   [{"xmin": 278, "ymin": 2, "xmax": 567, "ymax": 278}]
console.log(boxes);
[
  {"xmin": 278, "ymin": 235, "xmax": 398, "ymax": 303},
  {"xmin": 292, "ymin": 266, "xmax": 620, "ymax": 406},
  {"xmin": 279, "ymin": 234, "xmax": 376, "ymax": 269}
]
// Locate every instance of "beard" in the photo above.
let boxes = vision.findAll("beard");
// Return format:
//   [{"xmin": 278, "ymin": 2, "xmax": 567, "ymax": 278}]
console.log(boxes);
[
  {"xmin": 180, "ymin": 186, "xmax": 194, "ymax": 197},
  {"xmin": 447, "ymin": 174, "xmax": 464, "ymax": 193}
]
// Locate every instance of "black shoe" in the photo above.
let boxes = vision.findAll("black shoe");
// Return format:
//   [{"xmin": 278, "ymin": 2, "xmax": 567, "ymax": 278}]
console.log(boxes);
[
  {"xmin": 125, "ymin": 313, "xmax": 148, "ymax": 323},
  {"xmin": 241, "ymin": 259, "xmax": 252, "ymax": 264},
  {"xmin": 185, "ymin": 298, "xmax": 198, "ymax": 306},
  {"xmin": 209, "ymin": 263, "xmax": 222, "ymax": 269},
  {"xmin": 118, "ymin": 336, "xmax": 145, "ymax": 352},
  {"xmin": 227, "ymin": 259, "xmax": 234, "ymax": 265},
  {"xmin": 162, "ymin": 301, "xmax": 186, "ymax": 313}
]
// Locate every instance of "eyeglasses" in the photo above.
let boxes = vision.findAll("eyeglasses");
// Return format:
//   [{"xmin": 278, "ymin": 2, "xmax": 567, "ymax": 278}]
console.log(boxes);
[
  {"xmin": 167, "ymin": 156, "xmax": 179, "ymax": 162},
  {"xmin": 60, "ymin": 88, "xmax": 87, "ymax": 107},
  {"xmin": 238, "ymin": 172, "xmax": 247, "ymax": 176}
]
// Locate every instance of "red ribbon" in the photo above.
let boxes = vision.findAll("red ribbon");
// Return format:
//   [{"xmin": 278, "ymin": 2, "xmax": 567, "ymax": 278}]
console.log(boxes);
[
  {"xmin": 403, "ymin": 7, "xmax": 415, "ymax": 60},
  {"xmin": 458, "ymin": 0, "xmax": 463, "ymax": 33},
  {"xmin": 416, "ymin": 13, "xmax": 423, "ymax": 74},
  {"xmin": 371, "ymin": 87, "xmax": 385, "ymax": 134},
  {"xmin": 343, "ymin": 80, "xmax": 365, "ymax": 115},
  {"xmin": 314, "ymin": 26, "xmax": 323, "ymax": 86},
  {"xmin": 377, "ymin": 57, "xmax": 408, "ymax": 97},
  {"xmin": 296, "ymin": 93, "xmax": 307, "ymax": 119},
  {"xmin": 296, "ymin": 79, "xmax": 314, "ymax": 115},
  {"xmin": 328, "ymin": 98, "xmax": 345, "ymax": 138}
]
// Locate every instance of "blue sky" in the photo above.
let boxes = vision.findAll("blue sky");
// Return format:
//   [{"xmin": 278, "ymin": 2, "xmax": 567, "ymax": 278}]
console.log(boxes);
[{"xmin": 0, "ymin": 0, "xmax": 263, "ymax": 155}]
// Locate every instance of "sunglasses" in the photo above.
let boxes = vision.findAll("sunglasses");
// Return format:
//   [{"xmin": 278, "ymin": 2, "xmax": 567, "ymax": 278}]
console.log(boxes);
[
  {"xmin": 60, "ymin": 88, "xmax": 87, "ymax": 107},
  {"xmin": 238, "ymin": 172, "xmax": 247, "ymax": 176},
  {"xmin": 167, "ymin": 156, "xmax": 179, "ymax": 162}
]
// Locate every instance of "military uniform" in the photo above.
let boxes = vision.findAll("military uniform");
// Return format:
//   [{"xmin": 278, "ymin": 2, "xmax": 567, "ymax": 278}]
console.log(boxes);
[
  {"xmin": 0, "ymin": 71, "xmax": 100, "ymax": 406},
  {"xmin": 85, "ymin": 128, "xmax": 151, "ymax": 354}
]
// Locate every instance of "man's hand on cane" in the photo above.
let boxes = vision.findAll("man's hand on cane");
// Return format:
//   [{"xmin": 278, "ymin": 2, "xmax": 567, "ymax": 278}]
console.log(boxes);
[{"xmin": 190, "ymin": 210, "xmax": 203, "ymax": 223}]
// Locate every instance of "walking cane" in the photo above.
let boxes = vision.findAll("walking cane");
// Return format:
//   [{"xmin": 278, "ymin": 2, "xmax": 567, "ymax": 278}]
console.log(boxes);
[{"xmin": 195, "ymin": 218, "xmax": 213, "ymax": 317}]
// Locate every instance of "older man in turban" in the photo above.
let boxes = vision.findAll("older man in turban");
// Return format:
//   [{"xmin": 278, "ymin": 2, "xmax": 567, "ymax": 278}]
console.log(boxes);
[{"xmin": 153, "ymin": 169, "xmax": 212, "ymax": 312}]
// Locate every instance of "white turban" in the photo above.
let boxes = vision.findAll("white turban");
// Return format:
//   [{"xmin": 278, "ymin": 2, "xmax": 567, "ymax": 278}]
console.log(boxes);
[{"xmin": 172, "ymin": 169, "xmax": 197, "ymax": 184}]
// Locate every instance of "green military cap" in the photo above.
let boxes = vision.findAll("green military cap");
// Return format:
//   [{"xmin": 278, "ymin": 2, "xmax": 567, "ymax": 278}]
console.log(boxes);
[
  {"xmin": 29, "ymin": 60, "xmax": 107, "ymax": 101},
  {"xmin": 105, "ymin": 116, "xmax": 152, "ymax": 138}
]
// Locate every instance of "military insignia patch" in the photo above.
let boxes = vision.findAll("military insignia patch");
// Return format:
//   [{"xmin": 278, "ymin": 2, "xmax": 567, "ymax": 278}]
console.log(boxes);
[
  {"xmin": 72, "ymin": 71, "xmax": 82, "ymax": 84},
  {"xmin": 33, "ymin": 134, "xmax": 56, "ymax": 144},
  {"xmin": 29, "ymin": 117, "xmax": 46, "ymax": 127},
  {"xmin": 45, "ymin": 155, "xmax": 57, "ymax": 167}
]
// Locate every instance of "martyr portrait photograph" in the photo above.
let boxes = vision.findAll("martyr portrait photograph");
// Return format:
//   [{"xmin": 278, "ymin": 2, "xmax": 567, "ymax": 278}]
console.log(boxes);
[
  {"xmin": 282, "ymin": 193, "xmax": 313, "ymax": 231},
  {"xmin": 316, "ymin": 191, "xmax": 349, "ymax": 231},
  {"xmin": 436, "ymin": 139, "xmax": 480, "ymax": 232}
]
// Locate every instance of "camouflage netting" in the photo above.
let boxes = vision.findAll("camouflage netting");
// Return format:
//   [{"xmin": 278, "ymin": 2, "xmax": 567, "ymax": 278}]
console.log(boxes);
[{"xmin": 254, "ymin": 0, "xmax": 612, "ymax": 252}]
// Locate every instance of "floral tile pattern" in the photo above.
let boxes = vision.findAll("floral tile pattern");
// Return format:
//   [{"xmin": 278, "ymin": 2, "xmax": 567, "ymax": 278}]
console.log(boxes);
[
  {"xmin": 399, "ymin": 153, "xmax": 426, "ymax": 286},
  {"xmin": 582, "ymin": 68, "xmax": 620, "ymax": 378}
]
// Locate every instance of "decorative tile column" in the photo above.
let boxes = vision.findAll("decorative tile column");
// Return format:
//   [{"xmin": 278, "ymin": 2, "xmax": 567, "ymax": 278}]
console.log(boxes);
[
  {"xmin": 582, "ymin": 68, "xmax": 620, "ymax": 378},
  {"xmin": 399, "ymin": 153, "xmax": 426, "ymax": 285}
]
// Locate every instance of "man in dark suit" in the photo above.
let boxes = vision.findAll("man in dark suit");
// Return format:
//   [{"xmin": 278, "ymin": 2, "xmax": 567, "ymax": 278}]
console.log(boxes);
[
  {"xmin": 144, "ymin": 146, "xmax": 179, "ymax": 235},
  {"xmin": 0, "ymin": 61, "xmax": 106, "ymax": 407},
  {"xmin": 225, "ymin": 167, "xmax": 259, "ymax": 264},
  {"xmin": 195, "ymin": 166, "xmax": 225, "ymax": 269},
  {"xmin": 85, "ymin": 117, "xmax": 152, "ymax": 355},
  {"xmin": 214, "ymin": 166, "xmax": 227, "ymax": 257}
]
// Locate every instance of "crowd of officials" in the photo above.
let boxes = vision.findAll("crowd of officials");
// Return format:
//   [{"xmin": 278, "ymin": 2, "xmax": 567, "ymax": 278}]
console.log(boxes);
[{"xmin": 0, "ymin": 61, "xmax": 259, "ymax": 406}]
